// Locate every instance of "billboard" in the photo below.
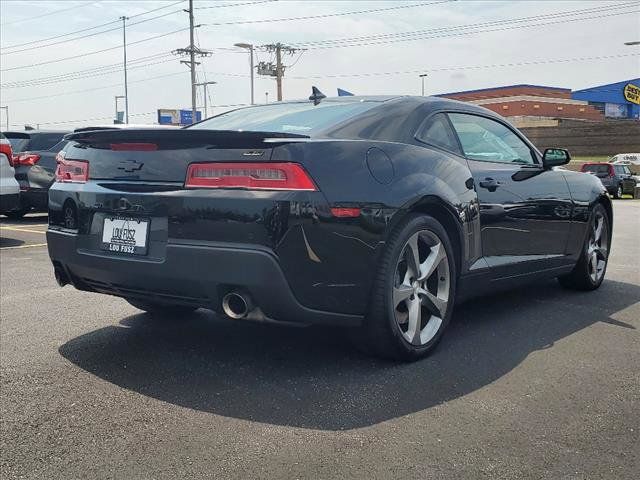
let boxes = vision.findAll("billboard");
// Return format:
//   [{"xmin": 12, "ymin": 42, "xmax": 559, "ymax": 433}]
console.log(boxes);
[{"xmin": 157, "ymin": 109, "xmax": 202, "ymax": 126}]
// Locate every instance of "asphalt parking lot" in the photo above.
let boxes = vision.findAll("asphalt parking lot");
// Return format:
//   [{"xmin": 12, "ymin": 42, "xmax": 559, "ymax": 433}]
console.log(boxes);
[{"xmin": 1, "ymin": 203, "xmax": 639, "ymax": 479}]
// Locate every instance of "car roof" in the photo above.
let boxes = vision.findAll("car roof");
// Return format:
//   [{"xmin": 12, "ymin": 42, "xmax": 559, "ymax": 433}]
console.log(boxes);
[{"xmin": 2, "ymin": 130, "xmax": 69, "ymax": 136}]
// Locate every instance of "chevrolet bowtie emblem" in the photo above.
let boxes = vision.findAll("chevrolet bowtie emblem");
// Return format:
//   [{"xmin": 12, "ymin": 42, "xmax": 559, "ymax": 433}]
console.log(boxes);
[{"xmin": 117, "ymin": 159, "xmax": 144, "ymax": 173}]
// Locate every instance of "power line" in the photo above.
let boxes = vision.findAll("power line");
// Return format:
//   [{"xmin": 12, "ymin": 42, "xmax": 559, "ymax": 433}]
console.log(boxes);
[
  {"xmin": 1, "ymin": 53, "xmax": 175, "ymax": 88},
  {"xmin": 3, "ymin": 71, "xmax": 189, "ymax": 104},
  {"xmin": 290, "ymin": 1, "xmax": 639, "ymax": 48},
  {"xmin": 195, "ymin": 0, "xmax": 278, "ymax": 9},
  {"xmin": 0, "ymin": 1, "xmax": 98, "ymax": 27},
  {"xmin": 201, "ymin": 0, "xmax": 454, "ymax": 27},
  {"xmin": 1, "ymin": 1, "xmax": 186, "ymax": 50},
  {"xmin": 1, "ymin": 28, "xmax": 190, "ymax": 72},
  {"xmin": 289, "ymin": 3, "xmax": 640, "ymax": 49},
  {"xmin": 4, "ymin": 51, "xmax": 635, "ymax": 105},
  {"xmin": 1, "ymin": 9, "xmax": 185, "ymax": 55}
]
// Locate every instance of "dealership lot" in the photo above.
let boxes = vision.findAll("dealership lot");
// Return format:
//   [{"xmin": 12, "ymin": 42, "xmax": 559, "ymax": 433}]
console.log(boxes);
[{"xmin": 1, "ymin": 203, "xmax": 639, "ymax": 479}]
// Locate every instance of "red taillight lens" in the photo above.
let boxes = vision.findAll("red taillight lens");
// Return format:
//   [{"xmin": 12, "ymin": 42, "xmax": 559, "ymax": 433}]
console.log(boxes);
[
  {"xmin": 185, "ymin": 162, "xmax": 317, "ymax": 191},
  {"xmin": 330, "ymin": 207, "xmax": 361, "ymax": 218},
  {"xmin": 110, "ymin": 143, "xmax": 158, "ymax": 151},
  {"xmin": 55, "ymin": 154, "xmax": 89, "ymax": 183},
  {"xmin": 15, "ymin": 153, "xmax": 41, "ymax": 166}
]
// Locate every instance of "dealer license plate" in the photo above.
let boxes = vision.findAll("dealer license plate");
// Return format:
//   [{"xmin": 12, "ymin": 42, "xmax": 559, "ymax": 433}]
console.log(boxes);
[{"xmin": 101, "ymin": 216, "xmax": 149, "ymax": 255}]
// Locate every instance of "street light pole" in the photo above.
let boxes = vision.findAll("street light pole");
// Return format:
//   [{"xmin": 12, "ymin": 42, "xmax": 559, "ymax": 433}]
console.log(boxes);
[
  {"xmin": 0, "ymin": 106, "xmax": 8, "ymax": 129},
  {"xmin": 419, "ymin": 73, "xmax": 428, "ymax": 96},
  {"xmin": 120, "ymin": 16, "xmax": 129, "ymax": 124},
  {"xmin": 114, "ymin": 96, "xmax": 125, "ymax": 123},
  {"xmin": 234, "ymin": 43, "xmax": 255, "ymax": 105},
  {"xmin": 194, "ymin": 81, "xmax": 217, "ymax": 118}
]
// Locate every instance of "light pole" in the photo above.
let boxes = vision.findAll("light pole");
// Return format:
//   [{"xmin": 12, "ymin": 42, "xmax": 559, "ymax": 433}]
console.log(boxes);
[
  {"xmin": 234, "ymin": 43, "xmax": 255, "ymax": 105},
  {"xmin": 120, "ymin": 16, "xmax": 130, "ymax": 124},
  {"xmin": 114, "ymin": 96, "xmax": 125, "ymax": 123},
  {"xmin": 419, "ymin": 73, "xmax": 428, "ymax": 96},
  {"xmin": 0, "ymin": 106, "xmax": 8, "ymax": 129},
  {"xmin": 194, "ymin": 81, "xmax": 217, "ymax": 119}
]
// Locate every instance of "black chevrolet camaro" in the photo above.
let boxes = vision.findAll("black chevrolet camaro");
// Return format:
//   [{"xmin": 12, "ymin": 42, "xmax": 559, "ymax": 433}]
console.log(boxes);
[{"xmin": 47, "ymin": 95, "xmax": 612, "ymax": 360}]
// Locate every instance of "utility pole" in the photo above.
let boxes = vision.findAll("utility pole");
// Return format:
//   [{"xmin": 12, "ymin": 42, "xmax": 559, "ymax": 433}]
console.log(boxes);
[
  {"xmin": 174, "ymin": 0, "xmax": 211, "ymax": 124},
  {"xmin": 258, "ymin": 43, "xmax": 300, "ymax": 101},
  {"xmin": 234, "ymin": 43, "xmax": 254, "ymax": 104},
  {"xmin": 188, "ymin": 0, "xmax": 196, "ymax": 121},
  {"xmin": 194, "ymin": 81, "xmax": 216, "ymax": 118},
  {"xmin": 419, "ymin": 73, "xmax": 428, "ymax": 96},
  {"xmin": 120, "ymin": 16, "xmax": 129, "ymax": 123}
]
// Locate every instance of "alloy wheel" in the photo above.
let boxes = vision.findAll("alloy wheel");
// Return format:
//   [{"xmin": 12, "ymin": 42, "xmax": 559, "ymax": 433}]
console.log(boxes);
[
  {"xmin": 393, "ymin": 230, "xmax": 450, "ymax": 346},
  {"xmin": 587, "ymin": 211, "xmax": 609, "ymax": 283}
]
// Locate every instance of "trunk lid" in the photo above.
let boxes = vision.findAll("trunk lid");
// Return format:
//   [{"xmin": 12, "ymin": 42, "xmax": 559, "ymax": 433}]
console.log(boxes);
[{"xmin": 64, "ymin": 129, "xmax": 309, "ymax": 183}]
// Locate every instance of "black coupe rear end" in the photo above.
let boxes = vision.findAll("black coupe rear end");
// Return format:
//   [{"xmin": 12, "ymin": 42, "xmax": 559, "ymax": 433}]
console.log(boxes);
[{"xmin": 48, "ymin": 96, "xmax": 612, "ymax": 360}]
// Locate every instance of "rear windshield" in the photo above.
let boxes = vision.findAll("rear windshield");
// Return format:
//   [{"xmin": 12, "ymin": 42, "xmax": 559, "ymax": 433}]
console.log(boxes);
[
  {"xmin": 190, "ymin": 101, "xmax": 378, "ymax": 134},
  {"xmin": 583, "ymin": 164, "xmax": 611, "ymax": 174},
  {"xmin": 3, "ymin": 132, "xmax": 66, "ymax": 152}
]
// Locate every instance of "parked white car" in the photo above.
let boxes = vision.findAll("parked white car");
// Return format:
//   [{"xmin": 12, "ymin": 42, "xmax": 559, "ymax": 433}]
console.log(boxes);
[{"xmin": 0, "ymin": 133, "xmax": 20, "ymax": 215}]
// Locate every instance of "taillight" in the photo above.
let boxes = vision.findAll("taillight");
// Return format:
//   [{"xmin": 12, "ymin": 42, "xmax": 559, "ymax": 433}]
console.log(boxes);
[
  {"xmin": 330, "ymin": 207, "xmax": 361, "ymax": 218},
  {"xmin": 185, "ymin": 162, "xmax": 317, "ymax": 191},
  {"xmin": 15, "ymin": 153, "xmax": 41, "ymax": 166},
  {"xmin": 110, "ymin": 143, "xmax": 158, "ymax": 151},
  {"xmin": 55, "ymin": 152, "xmax": 88, "ymax": 183}
]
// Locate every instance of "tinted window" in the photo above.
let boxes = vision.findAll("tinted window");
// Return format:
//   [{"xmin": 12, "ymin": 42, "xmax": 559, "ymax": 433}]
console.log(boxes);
[
  {"xmin": 47, "ymin": 140, "xmax": 68, "ymax": 152},
  {"xmin": 28, "ymin": 133, "xmax": 66, "ymax": 151},
  {"xmin": 191, "ymin": 101, "xmax": 378, "ymax": 134},
  {"xmin": 5, "ymin": 135, "xmax": 29, "ymax": 152},
  {"xmin": 583, "ymin": 164, "xmax": 610, "ymax": 174},
  {"xmin": 416, "ymin": 113, "xmax": 460, "ymax": 153},
  {"xmin": 448, "ymin": 113, "xmax": 535, "ymax": 164}
]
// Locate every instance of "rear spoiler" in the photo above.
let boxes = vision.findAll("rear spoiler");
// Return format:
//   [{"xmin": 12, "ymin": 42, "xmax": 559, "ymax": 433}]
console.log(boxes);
[{"xmin": 64, "ymin": 129, "xmax": 311, "ymax": 148}]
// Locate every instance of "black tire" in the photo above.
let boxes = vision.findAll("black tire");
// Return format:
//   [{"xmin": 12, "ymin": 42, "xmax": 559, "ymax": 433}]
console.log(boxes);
[
  {"xmin": 613, "ymin": 184, "xmax": 622, "ymax": 199},
  {"xmin": 359, "ymin": 213, "xmax": 457, "ymax": 361},
  {"xmin": 125, "ymin": 298, "xmax": 198, "ymax": 317},
  {"xmin": 558, "ymin": 203, "xmax": 611, "ymax": 291}
]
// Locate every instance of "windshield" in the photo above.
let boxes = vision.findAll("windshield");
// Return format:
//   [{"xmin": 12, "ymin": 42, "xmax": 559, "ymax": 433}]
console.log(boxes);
[{"xmin": 191, "ymin": 101, "xmax": 378, "ymax": 134}]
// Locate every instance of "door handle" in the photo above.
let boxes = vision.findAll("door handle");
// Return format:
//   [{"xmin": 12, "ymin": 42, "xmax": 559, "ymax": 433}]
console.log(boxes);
[{"xmin": 479, "ymin": 177, "xmax": 501, "ymax": 191}]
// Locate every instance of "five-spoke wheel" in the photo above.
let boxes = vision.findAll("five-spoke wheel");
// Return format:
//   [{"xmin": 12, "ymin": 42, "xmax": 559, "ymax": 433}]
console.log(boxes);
[{"xmin": 362, "ymin": 213, "xmax": 456, "ymax": 361}]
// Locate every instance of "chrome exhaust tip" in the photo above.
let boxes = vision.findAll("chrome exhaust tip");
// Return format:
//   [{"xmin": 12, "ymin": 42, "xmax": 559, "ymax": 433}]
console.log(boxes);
[{"xmin": 222, "ymin": 292, "xmax": 252, "ymax": 319}]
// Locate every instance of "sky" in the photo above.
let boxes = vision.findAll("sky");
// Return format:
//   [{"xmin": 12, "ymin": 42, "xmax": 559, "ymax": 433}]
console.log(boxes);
[{"xmin": 0, "ymin": 0, "xmax": 639, "ymax": 130}]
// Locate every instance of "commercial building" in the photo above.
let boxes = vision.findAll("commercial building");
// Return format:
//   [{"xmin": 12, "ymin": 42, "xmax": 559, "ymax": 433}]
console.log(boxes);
[
  {"xmin": 572, "ymin": 79, "xmax": 640, "ymax": 119},
  {"xmin": 438, "ymin": 84, "xmax": 604, "ymax": 126},
  {"xmin": 437, "ymin": 80, "xmax": 640, "ymax": 126}
]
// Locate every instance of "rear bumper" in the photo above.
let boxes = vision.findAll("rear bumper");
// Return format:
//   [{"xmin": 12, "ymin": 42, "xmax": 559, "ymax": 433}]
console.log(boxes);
[
  {"xmin": 0, "ymin": 193, "xmax": 20, "ymax": 213},
  {"xmin": 47, "ymin": 229, "xmax": 363, "ymax": 327},
  {"xmin": 19, "ymin": 188, "xmax": 48, "ymax": 211}
]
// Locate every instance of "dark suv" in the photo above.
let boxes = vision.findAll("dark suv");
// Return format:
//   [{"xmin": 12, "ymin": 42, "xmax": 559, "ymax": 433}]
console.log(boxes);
[
  {"xmin": 580, "ymin": 162, "xmax": 635, "ymax": 199},
  {"xmin": 2, "ymin": 130, "xmax": 69, "ymax": 217}
]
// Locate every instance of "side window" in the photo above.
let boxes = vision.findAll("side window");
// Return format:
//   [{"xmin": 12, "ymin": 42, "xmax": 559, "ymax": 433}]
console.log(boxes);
[
  {"xmin": 448, "ymin": 113, "xmax": 536, "ymax": 164},
  {"xmin": 415, "ymin": 113, "xmax": 461, "ymax": 154}
]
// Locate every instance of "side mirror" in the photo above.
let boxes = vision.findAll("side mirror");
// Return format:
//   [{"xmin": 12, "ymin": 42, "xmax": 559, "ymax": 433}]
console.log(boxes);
[{"xmin": 542, "ymin": 148, "xmax": 571, "ymax": 169}]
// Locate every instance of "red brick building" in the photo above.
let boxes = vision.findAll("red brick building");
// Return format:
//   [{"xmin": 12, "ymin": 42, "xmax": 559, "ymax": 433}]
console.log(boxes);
[{"xmin": 438, "ymin": 84, "xmax": 604, "ymax": 125}]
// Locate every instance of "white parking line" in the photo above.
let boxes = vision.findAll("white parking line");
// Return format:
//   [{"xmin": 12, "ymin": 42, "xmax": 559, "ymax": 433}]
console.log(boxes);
[
  {"xmin": 0, "ymin": 243, "xmax": 47, "ymax": 250},
  {"xmin": 0, "ymin": 226, "xmax": 47, "ymax": 234}
]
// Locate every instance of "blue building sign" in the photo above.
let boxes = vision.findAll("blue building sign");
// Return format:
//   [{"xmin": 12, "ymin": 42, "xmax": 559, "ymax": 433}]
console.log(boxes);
[
  {"xmin": 157, "ymin": 108, "xmax": 202, "ymax": 125},
  {"xmin": 572, "ymin": 78, "xmax": 640, "ymax": 119}
]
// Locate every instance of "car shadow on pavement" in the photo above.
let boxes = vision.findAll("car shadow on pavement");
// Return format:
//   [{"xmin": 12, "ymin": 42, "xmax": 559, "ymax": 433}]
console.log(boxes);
[
  {"xmin": 59, "ymin": 279, "xmax": 638, "ymax": 431},
  {"xmin": 0, "ymin": 236, "xmax": 24, "ymax": 248}
]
